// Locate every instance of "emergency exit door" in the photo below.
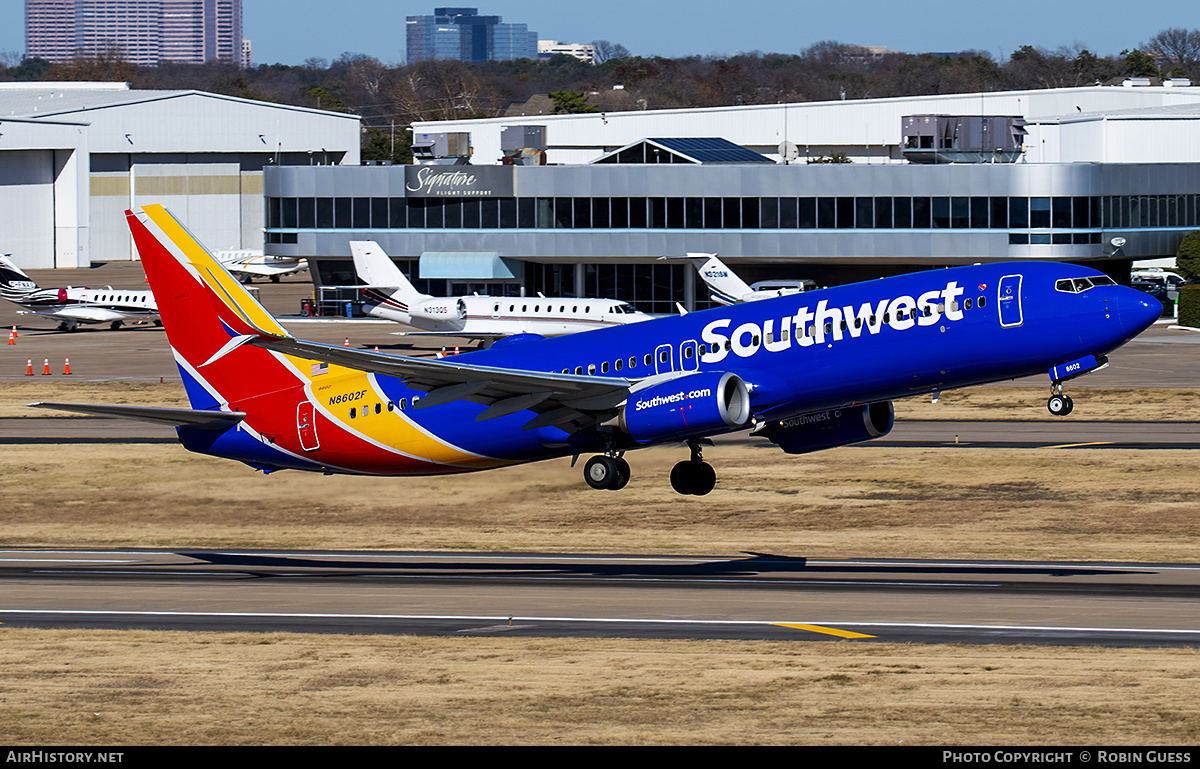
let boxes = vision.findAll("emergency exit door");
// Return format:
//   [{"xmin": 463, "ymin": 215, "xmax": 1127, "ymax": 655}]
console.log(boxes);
[{"xmin": 297, "ymin": 402, "xmax": 320, "ymax": 452}]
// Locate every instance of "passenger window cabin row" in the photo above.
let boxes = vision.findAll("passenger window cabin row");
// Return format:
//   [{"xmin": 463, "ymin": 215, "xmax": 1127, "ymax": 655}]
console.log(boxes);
[{"xmin": 554, "ymin": 295, "xmax": 990, "ymax": 377}]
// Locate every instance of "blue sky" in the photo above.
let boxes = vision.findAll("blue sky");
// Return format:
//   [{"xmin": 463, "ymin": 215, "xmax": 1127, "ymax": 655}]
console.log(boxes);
[{"xmin": 2, "ymin": 1, "xmax": 1197, "ymax": 66}]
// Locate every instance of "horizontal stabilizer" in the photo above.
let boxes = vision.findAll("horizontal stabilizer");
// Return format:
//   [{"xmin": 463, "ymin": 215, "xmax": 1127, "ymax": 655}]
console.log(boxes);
[{"xmin": 27, "ymin": 402, "xmax": 246, "ymax": 431}]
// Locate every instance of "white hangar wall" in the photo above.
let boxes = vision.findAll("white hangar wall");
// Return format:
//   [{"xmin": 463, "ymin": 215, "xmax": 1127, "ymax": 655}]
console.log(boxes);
[{"xmin": 0, "ymin": 83, "xmax": 361, "ymax": 268}]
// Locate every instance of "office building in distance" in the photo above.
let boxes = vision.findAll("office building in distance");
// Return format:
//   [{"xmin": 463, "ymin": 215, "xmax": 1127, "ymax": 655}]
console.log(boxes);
[
  {"xmin": 406, "ymin": 7, "xmax": 536, "ymax": 63},
  {"xmin": 25, "ymin": 0, "xmax": 247, "ymax": 67}
]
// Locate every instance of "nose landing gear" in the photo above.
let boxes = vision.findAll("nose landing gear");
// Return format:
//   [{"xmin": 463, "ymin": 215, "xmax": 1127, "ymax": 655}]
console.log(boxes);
[{"xmin": 1047, "ymin": 383, "xmax": 1074, "ymax": 416}]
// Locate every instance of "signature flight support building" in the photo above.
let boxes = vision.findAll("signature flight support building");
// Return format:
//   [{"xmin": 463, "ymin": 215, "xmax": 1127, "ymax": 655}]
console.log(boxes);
[{"xmin": 264, "ymin": 85, "xmax": 1200, "ymax": 312}]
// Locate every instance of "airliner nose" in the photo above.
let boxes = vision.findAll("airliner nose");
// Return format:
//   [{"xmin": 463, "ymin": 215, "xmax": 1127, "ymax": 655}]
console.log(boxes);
[{"xmin": 1120, "ymin": 289, "xmax": 1162, "ymax": 337}]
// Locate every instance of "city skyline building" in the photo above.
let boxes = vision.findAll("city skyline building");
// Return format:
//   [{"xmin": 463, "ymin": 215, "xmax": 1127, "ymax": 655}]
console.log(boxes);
[
  {"xmin": 538, "ymin": 40, "xmax": 596, "ymax": 64},
  {"xmin": 406, "ymin": 7, "xmax": 536, "ymax": 64},
  {"xmin": 25, "ymin": 0, "xmax": 246, "ymax": 67}
]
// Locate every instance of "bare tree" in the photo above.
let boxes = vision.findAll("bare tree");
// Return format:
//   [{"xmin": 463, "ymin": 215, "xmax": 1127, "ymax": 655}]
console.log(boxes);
[
  {"xmin": 591, "ymin": 40, "xmax": 630, "ymax": 65},
  {"xmin": 1143, "ymin": 28, "xmax": 1200, "ymax": 76}
]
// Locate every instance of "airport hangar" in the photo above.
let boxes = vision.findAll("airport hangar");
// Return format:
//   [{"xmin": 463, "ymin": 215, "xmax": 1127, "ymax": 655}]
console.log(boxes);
[
  {"xmin": 263, "ymin": 83, "xmax": 1200, "ymax": 314},
  {"xmin": 0, "ymin": 81, "xmax": 360, "ymax": 270}
]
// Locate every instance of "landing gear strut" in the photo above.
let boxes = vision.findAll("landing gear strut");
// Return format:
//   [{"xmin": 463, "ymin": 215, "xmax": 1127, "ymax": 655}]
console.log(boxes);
[
  {"xmin": 670, "ymin": 439, "xmax": 717, "ymax": 496},
  {"xmin": 583, "ymin": 453, "xmax": 630, "ymax": 491},
  {"xmin": 1047, "ymin": 382, "xmax": 1074, "ymax": 416}
]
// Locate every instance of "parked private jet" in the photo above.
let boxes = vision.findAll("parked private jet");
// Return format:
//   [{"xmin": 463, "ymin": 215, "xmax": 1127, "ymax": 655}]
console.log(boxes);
[
  {"xmin": 671, "ymin": 253, "xmax": 814, "ymax": 304},
  {"xmin": 29, "ymin": 205, "xmax": 1160, "ymax": 495},
  {"xmin": 215, "ymin": 249, "xmax": 308, "ymax": 284},
  {"xmin": 351, "ymin": 240, "xmax": 652, "ymax": 341},
  {"xmin": 0, "ymin": 254, "xmax": 159, "ymax": 331}
]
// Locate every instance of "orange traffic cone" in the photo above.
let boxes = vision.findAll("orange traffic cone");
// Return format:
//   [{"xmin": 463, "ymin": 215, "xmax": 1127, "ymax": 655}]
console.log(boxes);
[
  {"xmin": 436, "ymin": 347, "xmax": 446, "ymax": 359},
  {"xmin": 374, "ymin": 345, "xmax": 379, "ymax": 352},
  {"xmin": 25, "ymin": 359, "xmax": 33, "ymax": 376},
  {"xmin": 42, "ymin": 357, "xmax": 50, "ymax": 375},
  {"xmin": 344, "ymin": 338, "xmax": 350, "ymax": 348},
  {"xmin": 7, "ymin": 326, "xmax": 16, "ymax": 345},
  {"xmin": 63, "ymin": 357, "xmax": 72, "ymax": 375},
  {"xmin": 454, "ymin": 346, "xmax": 460, "ymax": 355}
]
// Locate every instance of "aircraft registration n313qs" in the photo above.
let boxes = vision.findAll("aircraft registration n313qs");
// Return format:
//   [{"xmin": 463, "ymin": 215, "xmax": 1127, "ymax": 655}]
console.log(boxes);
[{"xmin": 30, "ymin": 206, "xmax": 1161, "ymax": 495}]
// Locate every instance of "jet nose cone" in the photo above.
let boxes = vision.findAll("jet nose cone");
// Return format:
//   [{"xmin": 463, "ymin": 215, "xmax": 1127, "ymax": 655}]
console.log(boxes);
[{"xmin": 1122, "ymin": 290, "xmax": 1162, "ymax": 336}]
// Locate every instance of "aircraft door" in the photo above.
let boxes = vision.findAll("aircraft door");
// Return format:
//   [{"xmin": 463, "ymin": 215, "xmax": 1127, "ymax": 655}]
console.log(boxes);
[
  {"xmin": 998, "ymin": 274, "xmax": 1023, "ymax": 328},
  {"xmin": 680, "ymin": 340, "xmax": 699, "ymax": 372},
  {"xmin": 297, "ymin": 401, "xmax": 320, "ymax": 452},
  {"xmin": 654, "ymin": 343, "xmax": 674, "ymax": 375}
]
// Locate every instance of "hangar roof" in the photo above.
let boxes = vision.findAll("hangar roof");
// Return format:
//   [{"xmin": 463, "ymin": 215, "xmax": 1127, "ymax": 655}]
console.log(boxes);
[
  {"xmin": 0, "ymin": 82, "xmax": 360, "ymax": 158},
  {"xmin": 0, "ymin": 82, "xmax": 357, "ymax": 122}
]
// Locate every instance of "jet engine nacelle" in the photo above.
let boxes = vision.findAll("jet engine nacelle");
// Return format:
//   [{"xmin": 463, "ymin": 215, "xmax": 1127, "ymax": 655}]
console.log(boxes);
[
  {"xmin": 619, "ymin": 371, "xmax": 751, "ymax": 443},
  {"xmin": 758, "ymin": 401, "xmax": 894, "ymax": 455},
  {"xmin": 410, "ymin": 298, "xmax": 465, "ymax": 322}
]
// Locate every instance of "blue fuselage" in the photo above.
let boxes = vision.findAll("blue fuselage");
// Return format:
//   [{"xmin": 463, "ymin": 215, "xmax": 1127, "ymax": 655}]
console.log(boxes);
[{"xmin": 350, "ymin": 261, "xmax": 1160, "ymax": 464}]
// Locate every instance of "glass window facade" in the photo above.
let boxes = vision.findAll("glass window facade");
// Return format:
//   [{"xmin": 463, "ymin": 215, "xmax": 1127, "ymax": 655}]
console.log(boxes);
[{"xmin": 267, "ymin": 194, "xmax": 1199, "ymax": 232}]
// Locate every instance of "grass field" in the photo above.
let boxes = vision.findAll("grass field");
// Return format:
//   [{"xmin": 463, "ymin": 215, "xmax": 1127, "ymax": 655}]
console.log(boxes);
[{"xmin": 2, "ymin": 630, "xmax": 1198, "ymax": 745}]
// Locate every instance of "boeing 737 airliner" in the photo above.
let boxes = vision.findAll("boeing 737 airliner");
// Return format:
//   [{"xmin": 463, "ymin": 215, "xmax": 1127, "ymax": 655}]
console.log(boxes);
[{"xmin": 31, "ymin": 205, "xmax": 1161, "ymax": 495}]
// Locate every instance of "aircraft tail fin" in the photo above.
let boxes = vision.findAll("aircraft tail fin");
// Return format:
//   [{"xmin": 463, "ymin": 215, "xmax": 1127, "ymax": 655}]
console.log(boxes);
[
  {"xmin": 350, "ymin": 240, "xmax": 430, "ymax": 309},
  {"xmin": 669, "ymin": 253, "xmax": 753, "ymax": 306},
  {"xmin": 0, "ymin": 254, "xmax": 43, "ymax": 302},
  {"xmin": 125, "ymin": 205, "xmax": 298, "ymax": 412}
]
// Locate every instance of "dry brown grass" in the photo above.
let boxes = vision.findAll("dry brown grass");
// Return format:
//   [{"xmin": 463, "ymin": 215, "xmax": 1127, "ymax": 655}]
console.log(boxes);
[
  {"xmin": 898, "ymin": 385, "xmax": 1200, "ymax": 422},
  {"xmin": 3, "ymin": 439, "xmax": 1199, "ymax": 561},
  {"xmin": 0, "ymin": 380, "xmax": 190, "ymax": 416},
  {"xmin": 2, "ymin": 629, "xmax": 1198, "ymax": 746}
]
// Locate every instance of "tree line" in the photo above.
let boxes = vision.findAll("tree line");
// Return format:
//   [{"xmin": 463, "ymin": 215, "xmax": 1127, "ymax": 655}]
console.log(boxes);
[{"xmin": 2, "ymin": 28, "xmax": 1198, "ymax": 164}]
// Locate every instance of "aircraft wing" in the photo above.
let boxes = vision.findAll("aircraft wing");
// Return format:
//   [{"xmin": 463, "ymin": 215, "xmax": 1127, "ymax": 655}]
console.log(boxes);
[
  {"xmin": 251, "ymin": 336, "xmax": 631, "ymax": 431},
  {"xmin": 21, "ymin": 306, "xmax": 158, "ymax": 323},
  {"xmin": 249, "ymin": 335, "xmax": 633, "ymax": 431},
  {"xmin": 27, "ymin": 402, "xmax": 246, "ymax": 431}
]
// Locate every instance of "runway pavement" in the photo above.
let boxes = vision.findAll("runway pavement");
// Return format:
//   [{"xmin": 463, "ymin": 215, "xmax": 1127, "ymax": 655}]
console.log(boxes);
[{"xmin": 2, "ymin": 548, "xmax": 1198, "ymax": 646}]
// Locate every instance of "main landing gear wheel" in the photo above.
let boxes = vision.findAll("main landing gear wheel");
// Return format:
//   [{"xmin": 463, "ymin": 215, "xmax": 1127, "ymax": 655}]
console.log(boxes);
[
  {"xmin": 584, "ymin": 455, "xmax": 631, "ymax": 490},
  {"xmin": 670, "ymin": 460, "xmax": 716, "ymax": 496},
  {"xmin": 671, "ymin": 438, "xmax": 717, "ymax": 496}
]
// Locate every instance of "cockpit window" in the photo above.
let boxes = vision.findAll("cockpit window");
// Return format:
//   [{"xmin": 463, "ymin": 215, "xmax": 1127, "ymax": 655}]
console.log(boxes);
[{"xmin": 1056, "ymin": 276, "xmax": 1115, "ymax": 293}]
